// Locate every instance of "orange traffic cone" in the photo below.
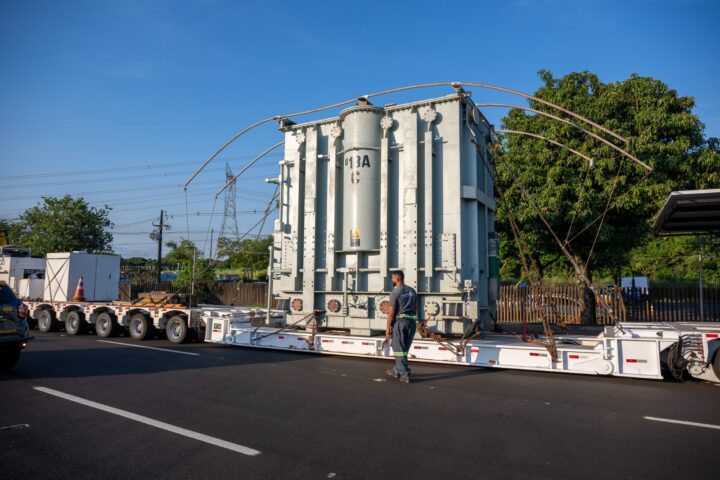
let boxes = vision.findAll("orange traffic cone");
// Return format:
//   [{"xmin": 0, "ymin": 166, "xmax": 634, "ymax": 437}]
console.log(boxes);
[{"xmin": 72, "ymin": 276, "xmax": 87, "ymax": 302}]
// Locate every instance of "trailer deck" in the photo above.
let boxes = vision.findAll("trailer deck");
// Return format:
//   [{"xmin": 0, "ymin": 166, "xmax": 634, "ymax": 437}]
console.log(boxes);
[{"xmin": 205, "ymin": 317, "xmax": 720, "ymax": 383}]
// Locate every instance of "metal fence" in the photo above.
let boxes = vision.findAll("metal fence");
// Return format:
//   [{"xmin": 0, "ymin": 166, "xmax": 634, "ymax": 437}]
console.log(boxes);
[
  {"xmin": 118, "ymin": 281, "xmax": 268, "ymax": 306},
  {"xmin": 497, "ymin": 284, "xmax": 720, "ymax": 324}
]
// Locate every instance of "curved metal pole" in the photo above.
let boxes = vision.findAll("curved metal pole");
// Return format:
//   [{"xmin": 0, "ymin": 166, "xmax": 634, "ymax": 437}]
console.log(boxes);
[
  {"xmin": 459, "ymin": 82, "xmax": 627, "ymax": 145},
  {"xmin": 215, "ymin": 141, "xmax": 284, "ymax": 197},
  {"xmin": 364, "ymin": 82, "xmax": 628, "ymax": 145},
  {"xmin": 186, "ymin": 97, "xmax": 357, "ymax": 189},
  {"xmin": 478, "ymin": 103, "xmax": 652, "ymax": 172},
  {"xmin": 187, "ymin": 81, "xmax": 633, "ymax": 187},
  {"xmin": 497, "ymin": 129, "xmax": 596, "ymax": 167}
]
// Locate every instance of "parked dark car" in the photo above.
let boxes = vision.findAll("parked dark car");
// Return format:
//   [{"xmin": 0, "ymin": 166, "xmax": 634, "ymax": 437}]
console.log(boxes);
[{"xmin": 0, "ymin": 281, "xmax": 30, "ymax": 371}]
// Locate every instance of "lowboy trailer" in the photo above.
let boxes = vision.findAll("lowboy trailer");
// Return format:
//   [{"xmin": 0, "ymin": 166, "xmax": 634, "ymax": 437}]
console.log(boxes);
[
  {"xmin": 23, "ymin": 297, "xmax": 720, "ymax": 383},
  {"xmin": 204, "ymin": 316, "xmax": 720, "ymax": 383}
]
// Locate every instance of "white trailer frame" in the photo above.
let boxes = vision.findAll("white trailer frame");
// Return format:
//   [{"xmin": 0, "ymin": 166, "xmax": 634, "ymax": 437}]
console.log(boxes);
[
  {"xmin": 204, "ymin": 318, "xmax": 720, "ymax": 383},
  {"xmin": 26, "ymin": 300, "xmax": 191, "ymax": 329},
  {"xmin": 24, "ymin": 299, "xmax": 281, "ymax": 343}
]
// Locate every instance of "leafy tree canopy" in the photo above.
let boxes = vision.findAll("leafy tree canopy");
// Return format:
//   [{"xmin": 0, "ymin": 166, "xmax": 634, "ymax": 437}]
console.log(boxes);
[
  {"xmin": 164, "ymin": 239, "xmax": 214, "ymax": 284},
  {"xmin": 11, "ymin": 195, "xmax": 113, "ymax": 256},
  {"xmin": 497, "ymin": 70, "xmax": 719, "ymax": 283},
  {"xmin": 628, "ymin": 236, "xmax": 720, "ymax": 284},
  {"xmin": 217, "ymin": 236, "xmax": 272, "ymax": 280}
]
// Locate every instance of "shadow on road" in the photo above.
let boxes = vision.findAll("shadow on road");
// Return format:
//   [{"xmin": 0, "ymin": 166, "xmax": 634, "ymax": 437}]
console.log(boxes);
[
  {"xmin": 1, "ymin": 338, "xmax": 316, "ymax": 382},
  {"xmin": 410, "ymin": 366, "xmax": 496, "ymax": 383}
]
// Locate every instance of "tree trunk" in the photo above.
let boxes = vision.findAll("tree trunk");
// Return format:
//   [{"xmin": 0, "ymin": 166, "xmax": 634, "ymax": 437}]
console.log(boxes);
[
  {"xmin": 578, "ymin": 280, "xmax": 597, "ymax": 325},
  {"xmin": 574, "ymin": 256, "xmax": 596, "ymax": 325}
]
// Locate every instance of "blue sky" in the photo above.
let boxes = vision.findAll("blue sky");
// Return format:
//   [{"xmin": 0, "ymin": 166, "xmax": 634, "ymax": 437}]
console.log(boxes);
[{"xmin": 1, "ymin": 0, "xmax": 718, "ymax": 258}]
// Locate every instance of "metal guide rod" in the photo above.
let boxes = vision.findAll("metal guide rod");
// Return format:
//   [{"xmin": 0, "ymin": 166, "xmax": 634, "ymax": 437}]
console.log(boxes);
[
  {"xmin": 215, "ymin": 141, "xmax": 284, "ymax": 197},
  {"xmin": 497, "ymin": 129, "xmax": 596, "ymax": 166},
  {"xmin": 457, "ymin": 81, "xmax": 628, "ymax": 145},
  {"xmin": 185, "ymin": 81, "xmax": 633, "ymax": 187},
  {"xmin": 185, "ymin": 96, "xmax": 360, "ymax": 189},
  {"xmin": 480, "ymin": 103, "xmax": 652, "ymax": 172}
]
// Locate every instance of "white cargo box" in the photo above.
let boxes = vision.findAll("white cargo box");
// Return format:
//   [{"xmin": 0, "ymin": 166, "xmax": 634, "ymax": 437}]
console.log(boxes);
[
  {"xmin": 44, "ymin": 252, "xmax": 121, "ymax": 302},
  {"xmin": 18, "ymin": 278, "xmax": 44, "ymax": 300},
  {"xmin": 0, "ymin": 255, "xmax": 46, "ymax": 293}
]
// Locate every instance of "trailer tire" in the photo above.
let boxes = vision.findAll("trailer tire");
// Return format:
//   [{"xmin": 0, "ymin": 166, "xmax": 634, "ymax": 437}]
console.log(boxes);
[
  {"xmin": 37, "ymin": 309, "xmax": 58, "ymax": 333},
  {"xmin": 64, "ymin": 311, "xmax": 87, "ymax": 335},
  {"xmin": 0, "ymin": 343, "xmax": 21, "ymax": 371},
  {"xmin": 129, "ymin": 313, "xmax": 154, "ymax": 341},
  {"xmin": 95, "ymin": 312, "xmax": 119, "ymax": 338},
  {"xmin": 166, "ymin": 315, "xmax": 189, "ymax": 344}
]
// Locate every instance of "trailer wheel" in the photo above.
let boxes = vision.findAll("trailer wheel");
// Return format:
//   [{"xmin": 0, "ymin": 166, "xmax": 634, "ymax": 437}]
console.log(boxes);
[
  {"xmin": 0, "ymin": 343, "xmax": 21, "ymax": 371},
  {"xmin": 166, "ymin": 315, "xmax": 189, "ymax": 344},
  {"xmin": 95, "ymin": 312, "xmax": 119, "ymax": 338},
  {"xmin": 64, "ymin": 311, "xmax": 87, "ymax": 335},
  {"xmin": 129, "ymin": 313, "xmax": 154, "ymax": 341},
  {"xmin": 37, "ymin": 309, "xmax": 58, "ymax": 333}
]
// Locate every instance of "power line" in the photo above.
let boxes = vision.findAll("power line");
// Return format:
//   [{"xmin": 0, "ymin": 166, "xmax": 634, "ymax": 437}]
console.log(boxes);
[
  {"xmin": 0, "ymin": 172, "xmax": 277, "ymax": 217},
  {"xmin": 3, "ymin": 163, "xmax": 280, "ymax": 192},
  {"xmin": 1, "ymin": 153, "xmax": 282, "ymax": 181}
]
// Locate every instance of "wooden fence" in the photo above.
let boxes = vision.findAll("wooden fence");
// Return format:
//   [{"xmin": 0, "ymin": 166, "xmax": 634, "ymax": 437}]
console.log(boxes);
[
  {"xmin": 118, "ymin": 281, "xmax": 268, "ymax": 307},
  {"xmin": 497, "ymin": 284, "xmax": 720, "ymax": 324}
]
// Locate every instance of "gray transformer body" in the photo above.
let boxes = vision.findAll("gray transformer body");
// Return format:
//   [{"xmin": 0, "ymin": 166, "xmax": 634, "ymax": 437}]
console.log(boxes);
[{"xmin": 271, "ymin": 94, "xmax": 497, "ymax": 335}]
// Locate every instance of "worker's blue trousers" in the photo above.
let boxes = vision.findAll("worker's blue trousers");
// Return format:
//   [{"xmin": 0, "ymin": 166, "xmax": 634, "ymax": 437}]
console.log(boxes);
[{"xmin": 391, "ymin": 318, "xmax": 417, "ymax": 379}]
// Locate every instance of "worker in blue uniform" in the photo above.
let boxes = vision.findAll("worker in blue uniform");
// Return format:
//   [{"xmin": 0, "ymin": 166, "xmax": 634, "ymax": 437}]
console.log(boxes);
[{"xmin": 385, "ymin": 270, "xmax": 418, "ymax": 384}]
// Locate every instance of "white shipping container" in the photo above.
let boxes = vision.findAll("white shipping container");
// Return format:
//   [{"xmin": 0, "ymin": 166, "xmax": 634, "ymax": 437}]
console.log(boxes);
[
  {"xmin": 43, "ymin": 252, "xmax": 121, "ymax": 302},
  {"xmin": 0, "ymin": 255, "xmax": 46, "ymax": 292}
]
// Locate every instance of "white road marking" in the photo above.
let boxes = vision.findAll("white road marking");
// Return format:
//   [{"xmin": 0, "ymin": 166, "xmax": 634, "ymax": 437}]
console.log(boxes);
[
  {"xmin": 0, "ymin": 424, "xmax": 30, "ymax": 431},
  {"xmin": 34, "ymin": 387, "xmax": 260, "ymax": 456},
  {"xmin": 644, "ymin": 416, "xmax": 720, "ymax": 430},
  {"xmin": 97, "ymin": 340, "xmax": 199, "ymax": 356}
]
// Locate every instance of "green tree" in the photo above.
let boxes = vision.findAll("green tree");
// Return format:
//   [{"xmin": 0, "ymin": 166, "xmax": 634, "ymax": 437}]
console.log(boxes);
[
  {"xmin": 216, "ymin": 236, "xmax": 272, "ymax": 280},
  {"xmin": 13, "ymin": 195, "xmax": 113, "ymax": 255},
  {"xmin": 496, "ymin": 71, "xmax": 719, "ymax": 323},
  {"xmin": 164, "ymin": 239, "xmax": 214, "ymax": 284},
  {"xmin": 628, "ymin": 236, "xmax": 720, "ymax": 284},
  {"xmin": 0, "ymin": 218, "xmax": 23, "ymax": 245}
]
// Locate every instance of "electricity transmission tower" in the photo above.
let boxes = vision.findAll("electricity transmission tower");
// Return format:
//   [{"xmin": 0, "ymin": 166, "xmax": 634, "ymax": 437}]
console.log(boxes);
[{"xmin": 219, "ymin": 163, "xmax": 240, "ymax": 244}]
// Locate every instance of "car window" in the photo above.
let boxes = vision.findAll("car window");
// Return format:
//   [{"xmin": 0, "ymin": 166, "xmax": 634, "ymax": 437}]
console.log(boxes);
[{"xmin": 0, "ymin": 284, "xmax": 18, "ymax": 304}]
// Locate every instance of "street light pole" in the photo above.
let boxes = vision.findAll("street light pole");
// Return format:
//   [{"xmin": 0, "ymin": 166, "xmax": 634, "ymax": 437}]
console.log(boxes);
[{"xmin": 697, "ymin": 235, "xmax": 704, "ymax": 321}]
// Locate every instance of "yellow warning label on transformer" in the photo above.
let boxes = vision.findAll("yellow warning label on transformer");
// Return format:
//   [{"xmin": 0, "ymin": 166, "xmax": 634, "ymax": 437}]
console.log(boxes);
[{"xmin": 350, "ymin": 228, "xmax": 361, "ymax": 247}]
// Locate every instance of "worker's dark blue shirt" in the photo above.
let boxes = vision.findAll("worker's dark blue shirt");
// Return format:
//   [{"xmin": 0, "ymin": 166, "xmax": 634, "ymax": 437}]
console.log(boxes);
[{"xmin": 389, "ymin": 284, "xmax": 417, "ymax": 319}]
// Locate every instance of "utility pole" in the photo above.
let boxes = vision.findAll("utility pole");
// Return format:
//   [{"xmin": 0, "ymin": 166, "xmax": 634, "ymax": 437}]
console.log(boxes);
[
  {"xmin": 209, "ymin": 228, "xmax": 214, "ymax": 260},
  {"xmin": 152, "ymin": 210, "xmax": 167, "ymax": 283}
]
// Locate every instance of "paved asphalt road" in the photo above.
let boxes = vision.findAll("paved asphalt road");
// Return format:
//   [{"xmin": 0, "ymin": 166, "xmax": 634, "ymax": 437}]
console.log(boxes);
[{"xmin": 1, "ymin": 332, "xmax": 718, "ymax": 480}]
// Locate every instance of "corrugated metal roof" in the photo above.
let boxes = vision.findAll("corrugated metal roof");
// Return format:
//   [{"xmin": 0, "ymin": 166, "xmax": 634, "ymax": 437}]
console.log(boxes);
[{"xmin": 653, "ymin": 189, "xmax": 720, "ymax": 235}]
